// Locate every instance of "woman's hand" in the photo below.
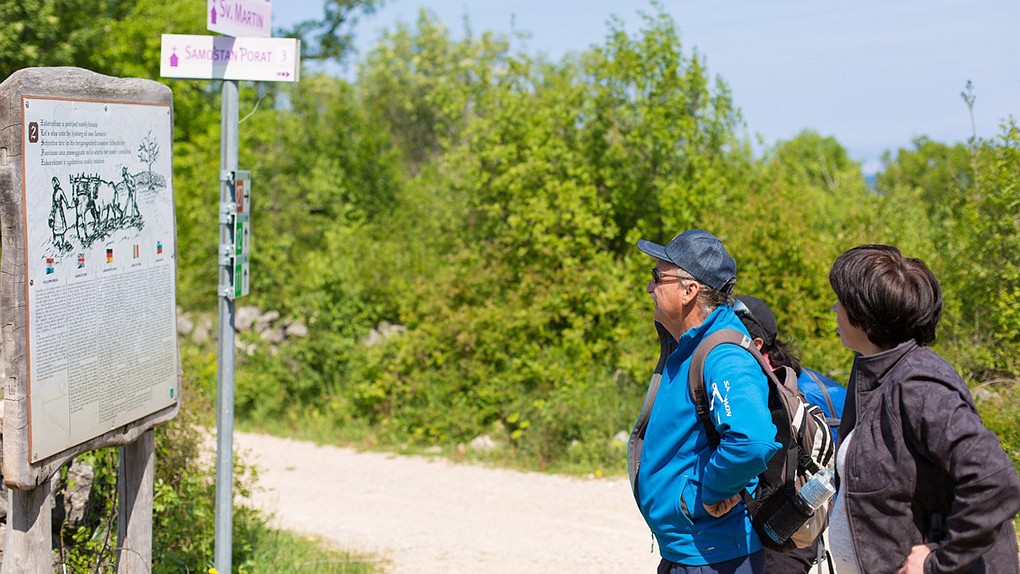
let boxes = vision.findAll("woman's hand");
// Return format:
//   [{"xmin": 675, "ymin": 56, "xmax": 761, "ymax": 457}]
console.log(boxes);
[
  {"xmin": 703, "ymin": 494, "xmax": 741, "ymax": 517},
  {"xmin": 897, "ymin": 543, "xmax": 937, "ymax": 574}
]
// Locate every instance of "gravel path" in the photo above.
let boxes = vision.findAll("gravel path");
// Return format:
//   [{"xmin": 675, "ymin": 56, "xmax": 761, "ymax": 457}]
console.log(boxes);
[{"xmin": 234, "ymin": 432, "xmax": 661, "ymax": 574}]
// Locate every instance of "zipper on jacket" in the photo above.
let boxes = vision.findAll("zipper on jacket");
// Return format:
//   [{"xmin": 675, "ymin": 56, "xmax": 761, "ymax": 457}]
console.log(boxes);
[
  {"xmin": 650, "ymin": 531, "xmax": 656, "ymax": 554},
  {"xmin": 844, "ymin": 364, "xmax": 865, "ymax": 570}
]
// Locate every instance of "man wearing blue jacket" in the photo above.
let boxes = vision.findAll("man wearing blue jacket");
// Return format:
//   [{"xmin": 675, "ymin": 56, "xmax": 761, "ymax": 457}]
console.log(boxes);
[{"xmin": 628, "ymin": 229, "xmax": 781, "ymax": 574}]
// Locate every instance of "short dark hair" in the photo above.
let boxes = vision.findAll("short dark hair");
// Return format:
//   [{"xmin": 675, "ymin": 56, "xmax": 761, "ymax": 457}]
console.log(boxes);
[{"xmin": 829, "ymin": 244, "xmax": 942, "ymax": 348}]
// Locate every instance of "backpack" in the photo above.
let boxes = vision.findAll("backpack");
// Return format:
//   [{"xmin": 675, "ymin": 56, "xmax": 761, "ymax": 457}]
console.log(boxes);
[
  {"xmin": 800, "ymin": 368, "xmax": 844, "ymax": 442},
  {"xmin": 689, "ymin": 329, "xmax": 835, "ymax": 552}
]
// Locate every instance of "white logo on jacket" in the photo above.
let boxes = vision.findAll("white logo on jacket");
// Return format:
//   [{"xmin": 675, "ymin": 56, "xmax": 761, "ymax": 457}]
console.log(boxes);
[{"xmin": 710, "ymin": 381, "xmax": 732, "ymax": 422}]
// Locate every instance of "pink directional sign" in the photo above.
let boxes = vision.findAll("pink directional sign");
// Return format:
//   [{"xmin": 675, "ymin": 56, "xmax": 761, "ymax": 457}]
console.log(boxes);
[
  {"xmin": 160, "ymin": 34, "xmax": 300, "ymax": 82},
  {"xmin": 208, "ymin": 0, "xmax": 272, "ymax": 38}
]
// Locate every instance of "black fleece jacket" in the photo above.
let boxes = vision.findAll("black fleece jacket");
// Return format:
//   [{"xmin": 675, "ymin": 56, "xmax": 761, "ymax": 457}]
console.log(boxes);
[{"xmin": 837, "ymin": 340, "xmax": 1020, "ymax": 574}]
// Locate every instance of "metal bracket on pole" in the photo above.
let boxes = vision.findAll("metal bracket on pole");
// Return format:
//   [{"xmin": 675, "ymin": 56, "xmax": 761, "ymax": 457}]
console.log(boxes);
[
  {"xmin": 219, "ymin": 202, "xmax": 237, "ymax": 224},
  {"xmin": 218, "ymin": 243, "xmax": 235, "ymax": 266},
  {"xmin": 220, "ymin": 170, "xmax": 235, "ymax": 183}
]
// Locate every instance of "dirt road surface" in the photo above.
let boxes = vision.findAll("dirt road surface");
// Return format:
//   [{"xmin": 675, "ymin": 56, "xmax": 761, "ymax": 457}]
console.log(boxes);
[{"xmin": 235, "ymin": 432, "xmax": 661, "ymax": 574}]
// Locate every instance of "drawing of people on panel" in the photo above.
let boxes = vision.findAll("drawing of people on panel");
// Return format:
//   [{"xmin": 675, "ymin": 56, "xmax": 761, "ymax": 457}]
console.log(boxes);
[
  {"xmin": 71, "ymin": 174, "xmax": 94, "ymax": 244},
  {"xmin": 51, "ymin": 166, "xmax": 150, "ymax": 257},
  {"xmin": 86, "ymin": 176, "xmax": 102, "ymax": 234},
  {"xmin": 108, "ymin": 173, "xmax": 124, "ymax": 223},
  {"xmin": 48, "ymin": 177, "xmax": 72, "ymax": 251},
  {"xmin": 121, "ymin": 166, "xmax": 141, "ymax": 223}
]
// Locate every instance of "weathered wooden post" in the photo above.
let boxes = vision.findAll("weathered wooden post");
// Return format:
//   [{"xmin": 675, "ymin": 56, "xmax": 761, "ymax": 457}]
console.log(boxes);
[
  {"xmin": 116, "ymin": 429, "xmax": 155, "ymax": 573},
  {"xmin": 0, "ymin": 68, "xmax": 181, "ymax": 573},
  {"xmin": 2, "ymin": 481, "xmax": 50, "ymax": 573}
]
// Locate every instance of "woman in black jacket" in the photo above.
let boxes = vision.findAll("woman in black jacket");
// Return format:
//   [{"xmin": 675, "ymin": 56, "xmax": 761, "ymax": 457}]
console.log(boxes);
[{"xmin": 826, "ymin": 244, "xmax": 1020, "ymax": 574}]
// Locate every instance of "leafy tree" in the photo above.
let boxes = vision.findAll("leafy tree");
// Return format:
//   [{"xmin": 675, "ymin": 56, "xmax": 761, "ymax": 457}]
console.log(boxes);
[
  {"xmin": 579, "ymin": 10, "xmax": 748, "ymax": 250},
  {"xmin": 876, "ymin": 137, "xmax": 972, "ymax": 255},
  {"xmin": 285, "ymin": 0, "xmax": 386, "ymax": 62},
  {"xmin": 307, "ymin": 7, "xmax": 751, "ymax": 469},
  {"xmin": 953, "ymin": 122, "xmax": 1020, "ymax": 376},
  {"xmin": 726, "ymin": 131, "xmax": 874, "ymax": 376},
  {"xmin": 0, "ymin": 0, "xmax": 135, "ymax": 79},
  {"xmin": 359, "ymin": 9, "xmax": 521, "ymax": 168}
]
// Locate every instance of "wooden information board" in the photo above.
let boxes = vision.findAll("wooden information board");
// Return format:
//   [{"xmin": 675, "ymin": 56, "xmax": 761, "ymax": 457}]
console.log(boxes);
[{"xmin": 0, "ymin": 68, "xmax": 180, "ymax": 489}]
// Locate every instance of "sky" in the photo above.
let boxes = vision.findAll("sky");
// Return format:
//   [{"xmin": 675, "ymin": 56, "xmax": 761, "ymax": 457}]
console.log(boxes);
[{"xmin": 272, "ymin": 0, "xmax": 1020, "ymax": 174}]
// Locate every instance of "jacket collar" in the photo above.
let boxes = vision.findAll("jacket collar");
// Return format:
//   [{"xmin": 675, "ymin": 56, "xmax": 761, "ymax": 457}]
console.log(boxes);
[
  {"xmin": 674, "ymin": 305, "xmax": 746, "ymax": 353},
  {"xmin": 839, "ymin": 340, "xmax": 918, "ymax": 435},
  {"xmin": 852, "ymin": 339, "xmax": 918, "ymax": 392}
]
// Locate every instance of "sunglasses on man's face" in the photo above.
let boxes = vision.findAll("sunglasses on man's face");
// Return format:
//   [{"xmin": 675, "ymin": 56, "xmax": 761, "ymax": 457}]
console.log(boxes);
[{"xmin": 651, "ymin": 268, "xmax": 687, "ymax": 284}]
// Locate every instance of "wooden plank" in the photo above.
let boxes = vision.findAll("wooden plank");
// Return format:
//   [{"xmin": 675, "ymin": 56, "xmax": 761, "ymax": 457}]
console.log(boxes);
[
  {"xmin": 116, "ymin": 429, "xmax": 154, "ymax": 573},
  {"xmin": 0, "ymin": 478, "xmax": 51, "ymax": 574}
]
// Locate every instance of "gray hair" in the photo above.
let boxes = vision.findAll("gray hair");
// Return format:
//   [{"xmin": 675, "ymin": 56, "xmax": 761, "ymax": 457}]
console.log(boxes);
[{"xmin": 676, "ymin": 268, "xmax": 735, "ymax": 314}]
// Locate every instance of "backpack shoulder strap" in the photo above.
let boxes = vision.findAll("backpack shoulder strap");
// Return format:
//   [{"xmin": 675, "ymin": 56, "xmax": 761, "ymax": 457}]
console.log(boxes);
[
  {"xmin": 805, "ymin": 369, "xmax": 837, "ymax": 417},
  {"xmin": 689, "ymin": 328, "xmax": 778, "ymax": 448},
  {"xmin": 629, "ymin": 322, "xmax": 679, "ymax": 496},
  {"xmin": 805, "ymin": 369, "xmax": 841, "ymax": 428}
]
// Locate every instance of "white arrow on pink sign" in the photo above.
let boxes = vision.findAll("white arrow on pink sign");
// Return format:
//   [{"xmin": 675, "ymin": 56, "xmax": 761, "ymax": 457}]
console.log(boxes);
[
  {"xmin": 160, "ymin": 34, "xmax": 300, "ymax": 82},
  {"xmin": 208, "ymin": 0, "xmax": 272, "ymax": 38}
]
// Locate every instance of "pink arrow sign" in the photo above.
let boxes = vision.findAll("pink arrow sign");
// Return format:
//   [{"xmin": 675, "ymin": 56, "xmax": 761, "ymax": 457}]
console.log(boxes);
[
  {"xmin": 207, "ymin": 0, "xmax": 271, "ymax": 38},
  {"xmin": 160, "ymin": 34, "xmax": 300, "ymax": 83}
]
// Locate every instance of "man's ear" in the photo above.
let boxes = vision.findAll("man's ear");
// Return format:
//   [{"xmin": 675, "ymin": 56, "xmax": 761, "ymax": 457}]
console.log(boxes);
[
  {"xmin": 681, "ymin": 280, "xmax": 700, "ymax": 305},
  {"xmin": 752, "ymin": 337, "xmax": 765, "ymax": 352}
]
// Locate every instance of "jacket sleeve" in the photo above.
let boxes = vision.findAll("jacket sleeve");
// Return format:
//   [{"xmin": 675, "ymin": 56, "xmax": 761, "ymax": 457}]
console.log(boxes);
[
  {"xmin": 897, "ymin": 374, "xmax": 1020, "ymax": 574},
  {"xmin": 700, "ymin": 345, "xmax": 781, "ymax": 504}
]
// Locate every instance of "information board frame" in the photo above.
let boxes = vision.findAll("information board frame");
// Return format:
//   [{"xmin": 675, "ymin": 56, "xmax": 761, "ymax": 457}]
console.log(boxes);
[{"xmin": 0, "ymin": 68, "xmax": 181, "ymax": 490}]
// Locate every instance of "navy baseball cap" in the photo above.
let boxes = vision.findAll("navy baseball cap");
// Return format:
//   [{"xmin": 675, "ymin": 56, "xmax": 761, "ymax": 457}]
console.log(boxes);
[{"xmin": 637, "ymin": 229, "xmax": 737, "ymax": 293}]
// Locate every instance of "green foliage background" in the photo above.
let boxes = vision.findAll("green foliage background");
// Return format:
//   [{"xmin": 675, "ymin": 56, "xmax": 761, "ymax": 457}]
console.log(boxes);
[
  {"xmin": 214, "ymin": 8, "xmax": 1018, "ymax": 474},
  {"xmin": 2, "ymin": 0, "xmax": 1019, "ymax": 567}
]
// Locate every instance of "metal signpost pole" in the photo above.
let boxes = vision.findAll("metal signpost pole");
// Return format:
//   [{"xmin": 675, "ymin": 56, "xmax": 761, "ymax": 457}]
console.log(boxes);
[
  {"xmin": 159, "ymin": 19, "xmax": 297, "ymax": 574},
  {"xmin": 214, "ymin": 78, "xmax": 239, "ymax": 574}
]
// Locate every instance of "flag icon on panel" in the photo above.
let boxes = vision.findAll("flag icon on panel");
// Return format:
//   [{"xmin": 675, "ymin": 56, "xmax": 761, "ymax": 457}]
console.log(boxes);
[
  {"xmin": 77, "ymin": 253, "xmax": 85, "ymax": 269},
  {"xmin": 132, "ymin": 244, "xmax": 140, "ymax": 259},
  {"xmin": 156, "ymin": 241, "xmax": 163, "ymax": 255},
  {"xmin": 106, "ymin": 248, "xmax": 113, "ymax": 263},
  {"xmin": 45, "ymin": 258, "xmax": 54, "ymax": 274}
]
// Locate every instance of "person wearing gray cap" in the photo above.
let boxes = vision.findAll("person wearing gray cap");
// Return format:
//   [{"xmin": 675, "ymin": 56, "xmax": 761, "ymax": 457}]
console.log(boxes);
[{"xmin": 627, "ymin": 229, "xmax": 780, "ymax": 574}]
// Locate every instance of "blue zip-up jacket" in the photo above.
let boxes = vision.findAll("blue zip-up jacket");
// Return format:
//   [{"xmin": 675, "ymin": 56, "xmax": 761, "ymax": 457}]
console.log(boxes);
[{"xmin": 630, "ymin": 306, "xmax": 781, "ymax": 565}]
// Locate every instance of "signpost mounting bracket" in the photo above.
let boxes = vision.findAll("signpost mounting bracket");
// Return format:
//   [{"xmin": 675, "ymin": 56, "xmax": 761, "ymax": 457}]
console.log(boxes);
[
  {"xmin": 219, "ymin": 202, "xmax": 236, "ymax": 224},
  {"xmin": 218, "ymin": 243, "xmax": 235, "ymax": 266}
]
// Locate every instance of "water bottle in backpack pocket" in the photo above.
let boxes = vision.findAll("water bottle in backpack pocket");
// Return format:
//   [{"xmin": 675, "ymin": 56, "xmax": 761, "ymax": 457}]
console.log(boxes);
[{"xmin": 763, "ymin": 468, "xmax": 836, "ymax": 545}]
